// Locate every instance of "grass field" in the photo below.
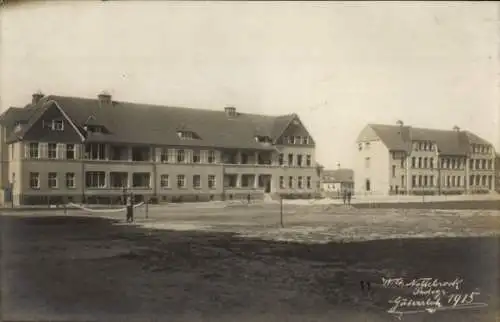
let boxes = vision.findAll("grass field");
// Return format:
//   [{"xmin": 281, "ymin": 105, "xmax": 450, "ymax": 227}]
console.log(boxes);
[{"xmin": 1, "ymin": 203, "xmax": 499, "ymax": 322}]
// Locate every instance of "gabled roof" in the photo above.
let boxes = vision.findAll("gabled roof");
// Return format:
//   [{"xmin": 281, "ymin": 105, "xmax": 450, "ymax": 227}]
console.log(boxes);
[
  {"xmin": 322, "ymin": 168, "xmax": 354, "ymax": 183},
  {"xmin": 1, "ymin": 94, "xmax": 309, "ymax": 150},
  {"xmin": 364, "ymin": 123, "xmax": 493, "ymax": 156}
]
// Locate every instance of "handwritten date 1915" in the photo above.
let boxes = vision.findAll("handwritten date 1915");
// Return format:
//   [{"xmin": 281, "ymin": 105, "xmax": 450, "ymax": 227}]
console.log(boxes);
[{"xmin": 448, "ymin": 292, "xmax": 480, "ymax": 307}]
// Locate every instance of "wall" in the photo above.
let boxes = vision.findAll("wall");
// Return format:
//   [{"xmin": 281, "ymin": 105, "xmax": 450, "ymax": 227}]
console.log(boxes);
[{"xmin": 354, "ymin": 139, "xmax": 390, "ymax": 196}]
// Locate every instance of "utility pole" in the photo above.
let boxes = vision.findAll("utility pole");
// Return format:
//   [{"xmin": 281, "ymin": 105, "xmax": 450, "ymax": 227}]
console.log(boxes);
[{"xmin": 280, "ymin": 195, "xmax": 284, "ymax": 228}]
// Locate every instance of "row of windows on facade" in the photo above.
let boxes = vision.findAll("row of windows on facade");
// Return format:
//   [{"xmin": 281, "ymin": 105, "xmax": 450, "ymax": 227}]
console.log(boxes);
[
  {"xmin": 282, "ymin": 136, "xmax": 311, "ymax": 145},
  {"xmin": 397, "ymin": 157, "xmax": 493, "ymax": 170},
  {"xmin": 398, "ymin": 174, "xmax": 494, "ymax": 188},
  {"xmin": 278, "ymin": 176, "xmax": 313, "ymax": 189},
  {"xmin": 29, "ymin": 172, "xmax": 218, "ymax": 189},
  {"xmin": 24, "ymin": 143, "xmax": 313, "ymax": 166}
]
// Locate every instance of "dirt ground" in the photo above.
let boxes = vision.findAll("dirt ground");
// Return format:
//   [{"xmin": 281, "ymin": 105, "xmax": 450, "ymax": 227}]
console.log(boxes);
[{"xmin": 1, "ymin": 204, "xmax": 499, "ymax": 322}]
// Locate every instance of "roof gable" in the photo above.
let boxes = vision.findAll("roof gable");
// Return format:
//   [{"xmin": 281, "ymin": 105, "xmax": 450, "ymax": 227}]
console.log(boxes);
[{"xmin": 275, "ymin": 114, "xmax": 315, "ymax": 145}]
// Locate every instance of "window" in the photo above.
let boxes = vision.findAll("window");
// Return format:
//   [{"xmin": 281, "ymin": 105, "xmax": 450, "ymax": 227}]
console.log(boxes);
[
  {"xmin": 177, "ymin": 150, "xmax": 185, "ymax": 163},
  {"xmin": 401, "ymin": 175, "xmax": 405, "ymax": 187},
  {"xmin": 424, "ymin": 175, "xmax": 428, "ymax": 186},
  {"xmin": 160, "ymin": 148, "xmax": 169, "ymax": 163},
  {"xmin": 177, "ymin": 130, "xmax": 200, "ymax": 140},
  {"xmin": 302, "ymin": 136, "xmax": 309, "ymax": 144},
  {"xmin": 392, "ymin": 165, "xmax": 396, "ymax": 177},
  {"xmin": 358, "ymin": 143, "xmax": 362, "ymax": 151},
  {"xmin": 365, "ymin": 157, "xmax": 370, "ymax": 169},
  {"xmin": 279, "ymin": 176, "xmax": 285, "ymax": 188},
  {"xmin": 298, "ymin": 176, "xmax": 303, "ymax": 189},
  {"xmin": 208, "ymin": 150, "xmax": 216, "ymax": 164},
  {"xmin": 288, "ymin": 137, "xmax": 294, "ymax": 144},
  {"xmin": 241, "ymin": 153, "xmax": 249, "ymax": 164},
  {"xmin": 65, "ymin": 172, "xmax": 75, "ymax": 188},
  {"xmin": 48, "ymin": 143, "xmax": 57, "ymax": 159},
  {"xmin": 283, "ymin": 136, "xmax": 289, "ymax": 144},
  {"xmin": 288, "ymin": 153, "xmax": 293, "ymax": 166},
  {"xmin": 48, "ymin": 172, "xmax": 58, "ymax": 188},
  {"xmin": 192, "ymin": 151, "xmax": 201, "ymax": 163},
  {"xmin": 295, "ymin": 136, "xmax": 301, "ymax": 144},
  {"xmin": 306, "ymin": 176, "xmax": 311, "ymax": 189},
  {"xmin": 177, "ymin": 175, "xmax": 186, "ymax": 188},
  {"xmin": 110, "ymin": 172, "xmax": 127, "ymax": 188},
  {"xmin": 423, "ymin": 158, "xmax": 428, "ymax": 168},
  {"xmin": 278, "ymin": 153, "xmax": 284, "ymax": 165},
  {"xmin": 132, "ymin": 146, "xmax": 150, "ymax": 161},
  {"xmin": 457, "ymin": 176, "xmax": 461, "ymax": 187},
  {"xmin": 66, "ymin": 144, "xmax": 75, "ymax": 160},
  {"xmin": 482, "ymin": 159, "xmax": 486, "ymax": 170},
  {"xmin": 85, "ymin": 143, "xmax": 106, "ymax": 160},
  {"xmin": 475, "ymin": 159, "xmax": 480, "ymax": 170},
  {"xmin": 470, "ymin": 175, "xmax": 474, "ymax": 186},
  {"xmin": 132, "ymin": 173, "xmax": 151, "ymax": 188},
  {"xmin": 29, "ymin": 143, "xmax": 39, "ymax": 159},
  {"xmin": 475, "ymin": 175, "xmax": 480, "ymax": 186},
  {"xmin": 30, "ymin": 172, "xmax": 40, "ymax": 189},
  {"xmin": 288, "ymin": 176, "xmax": 293, "ymax": 188},
  {"xmin": 418, "ymin": 157, "xmax": 422, "ymax": 168},
  {"xmin": 208, "ymin": 175, "xmax": 216, "ymax": 189},
  {"xmin": 306, "ymin": 154, "xmax": 311, "ymax": 166},
  {"xmin": 44, "ymin": 119, "xmax": 64, "ymax": 131},
  {"xmin": 447, "ymin": 176, "xmax": 451, "ymax": 187},
  {"xmin": 85, "ymin": 171, "xmax": 105, "ymax": 188},
  {"xmin": 412, "ymin": 157, "xmax": 416, "ymax": 168},
  {"xmin": 412, "ymin": 175, "xmax": 416, "ymax": 188},
  {"xmin": 193, "ymin": 175, "xmax": 201, "ymax": 189},
  {"xmin": 297, "ymin": 155, "xmax": 303, "ymax": 167},
  {"xmin": 430, "ymin": 158, "xmax": 434, "ymax": 169},
  {"xmin": 400, "ymin": 158, "xmax": 405, "ymax": 168},
  {"xmin": 160, "ymin": 175, "xmax": 170, "ymax": 188},
  {"xmin": 430, "ymin": 176, "xmax": 434, "ymax": 186},
  {"xmin": 418, "ymin": 175, "xmax": 422, "ymax": 187}
]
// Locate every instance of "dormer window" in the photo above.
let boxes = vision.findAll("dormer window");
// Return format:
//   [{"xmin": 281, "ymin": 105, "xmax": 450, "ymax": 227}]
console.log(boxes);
[
  {"xmin": 85, "ymin": 125, "xmax": 107, "ymax": 134},
  {"xmin": 43, "ymin": 120, "xmax": 64, "ymax": 131},
  {"xmin": 177, "ymin": 130, "xmax": 200, "ymax": 140},
  {"xmin": 255, "ymin": 135, "xmax": 272, "ymax": 143}
]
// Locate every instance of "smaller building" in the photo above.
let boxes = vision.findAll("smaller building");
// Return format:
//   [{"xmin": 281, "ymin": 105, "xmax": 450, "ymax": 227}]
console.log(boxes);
[{"xmin": 321, "ymin": 168, "xmax": 354, "ymax": 197}]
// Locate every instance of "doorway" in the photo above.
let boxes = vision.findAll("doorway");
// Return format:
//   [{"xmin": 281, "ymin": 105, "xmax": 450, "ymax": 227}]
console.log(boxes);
[{"xmin": 365, "ymin": 179, "xmax": 371, "ymax": 192}]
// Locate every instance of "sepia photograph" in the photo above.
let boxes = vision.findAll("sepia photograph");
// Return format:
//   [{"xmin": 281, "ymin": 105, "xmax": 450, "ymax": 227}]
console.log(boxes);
[{"xmin": 0, "ymin": 1, "xmax": 499, "ymax": 321}]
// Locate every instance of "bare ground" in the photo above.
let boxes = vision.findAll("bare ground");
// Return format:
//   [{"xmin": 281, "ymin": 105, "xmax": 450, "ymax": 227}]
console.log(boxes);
[{"xmin": 1, "ymin": 204, "xmax": 499, "ymax": 322}]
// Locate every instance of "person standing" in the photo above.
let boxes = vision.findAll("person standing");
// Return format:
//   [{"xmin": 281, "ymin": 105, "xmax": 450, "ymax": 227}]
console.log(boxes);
[
  {"xmin": 347, "ymin": 189, "xmax": 352, "ymax": 206},
  {"xmin": 342, "ymin": 189, "xmax": 347, "ymax": 206}
]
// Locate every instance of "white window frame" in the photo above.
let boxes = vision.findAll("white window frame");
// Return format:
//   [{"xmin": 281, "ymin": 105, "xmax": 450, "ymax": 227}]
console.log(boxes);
[
  {"xmin": 177, "ymin": 174, "xmax": 186, "ymax": 188},
  {"xmin": 177, "ymin": 150, "xmax": 185, "ymax": 163},
  {"xmin": 306, "ymin": 176, "xmax": 312, "ymax": 189},
  {"xmin": 193, "ymin": 175, "xmax": 201, "ymax": 189},
  {"xmin": 192, "ymin": 151, "xmax": 201, "ymax": 163},
  {"xmin": 48, "ymin": 172, "xmax": 58, "ymax": 188},
  {"xmin": 279, "ymin": 176, "xmax": 285, "ymax": 189},
  {"xmin": 298, "ymin": 176, "xmax": 303, "ymax": 189},
  {"xmin": 29, "ymin": 142, "xmax": 39, "ymax": 159},
  {"xmin": 66, "ymin": 144, "xmax": 75, "ymax": 160},
  {"xmin": 48, "ymin": 143, "xmax": 57, "ymax": 159},
  {"xmin": 66, "ymin": 172, "xmax": 75, "ymax": 188},
  {"xmin": 160, "ymin": 174, "xmax": 170, "ymax": 188},
  {"xmin": 30, "ymin": 172, "xmax": 40, "ymax": 189},
  {"xmin": 160, "ymin": 148, "xmax": 169, "ymax": 163},
  {"xmin": 208, "ymin": 175, "xmax": 216, "ymax": 189}
]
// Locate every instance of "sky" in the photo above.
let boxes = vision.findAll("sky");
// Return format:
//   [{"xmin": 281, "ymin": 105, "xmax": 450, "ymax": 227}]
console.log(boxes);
[{"xmin": 1, "ymin": 1, "xmax": 498, "ymax": 169}]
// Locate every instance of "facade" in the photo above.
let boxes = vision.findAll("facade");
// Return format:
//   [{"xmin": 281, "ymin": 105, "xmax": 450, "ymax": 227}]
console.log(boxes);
[
  {"xmin": 0, "ymin": 92, "xmax": 319, "ymax": 206},
  {"xmin": 321, "ymin": 168, "xmax": 354, "ymax": 197},
  {"xmin": 496, "ymin": 154, "xmax": 500, "ymax": 193},
  {"xmin": 355, "ymin": 122, "xmax": 496, "ymax": 196}
]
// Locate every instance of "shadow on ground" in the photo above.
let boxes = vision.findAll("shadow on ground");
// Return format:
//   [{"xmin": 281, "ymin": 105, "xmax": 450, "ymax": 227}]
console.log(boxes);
[{"xmin": 1, "ymin": 215, "xmax": 499, "ymax": 322}]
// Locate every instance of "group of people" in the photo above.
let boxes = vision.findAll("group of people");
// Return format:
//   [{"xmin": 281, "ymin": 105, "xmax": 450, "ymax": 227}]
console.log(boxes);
[{"xmin": 342, "ymin": 189, "xmax": 352, "ymax": 206}]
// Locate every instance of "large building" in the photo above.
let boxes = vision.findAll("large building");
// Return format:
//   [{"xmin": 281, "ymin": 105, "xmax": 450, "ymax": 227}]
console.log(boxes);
[
  {"xmin": 0, "ymin": 92, "xmax": 319, "ymax": 206},
  {"xmin": 355, "ymin": 122, "xmax": 496, "ymax": 196}
]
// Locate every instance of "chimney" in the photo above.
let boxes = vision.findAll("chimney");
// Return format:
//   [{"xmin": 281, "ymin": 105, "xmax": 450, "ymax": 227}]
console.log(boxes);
[
  {"xmin": 453, "ymin": 125, "xmax": 460, "ymax": 132},
  {"xmin": 396, "ymin": 120, "xmax": 404, "ymax": 127},
  {"xmin": 224, "ymin": 106, "xmax": 237, "ymax": 117},
  {"xmin": 336, "ymin": 162, "xmax": 341, "ymax": 169},
  {"xmin": 98, "ymin": 91, "xmax": 112, "ymax": 106},
  {"xmin": 32, "ymin": 91, "xmax": 44, "ymax": 105}
]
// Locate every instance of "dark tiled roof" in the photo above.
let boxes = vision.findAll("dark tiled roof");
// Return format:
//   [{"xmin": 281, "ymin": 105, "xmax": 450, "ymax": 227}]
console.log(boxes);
[
  {"xmin": 322, "ymin": 168, "xmax": 354, "ymax": 183},
  {"xmin": 366, "ymin": 124, "xmax": 492, "ymax": 156},
  {"xmin": 1, "ymin": 95, "xmax": 303, "ymax": 150}
]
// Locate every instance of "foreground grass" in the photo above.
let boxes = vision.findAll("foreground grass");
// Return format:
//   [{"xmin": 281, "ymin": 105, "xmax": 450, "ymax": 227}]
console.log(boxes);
[{"xmin": 1, "ymin": 214, "xmax": 499, "ymax": 322}]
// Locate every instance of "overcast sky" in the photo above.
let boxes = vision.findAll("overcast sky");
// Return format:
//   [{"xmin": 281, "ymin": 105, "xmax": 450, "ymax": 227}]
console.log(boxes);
[{"xmin": 1, "ymin": 1, "xmax": 498, "ymax": 168}]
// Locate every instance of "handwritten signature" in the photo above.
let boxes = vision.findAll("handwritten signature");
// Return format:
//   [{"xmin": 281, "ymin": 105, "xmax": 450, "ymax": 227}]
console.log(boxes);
[{"xmin": 382, "ymin": 277, "xmax": 488, "ymax": 320}]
